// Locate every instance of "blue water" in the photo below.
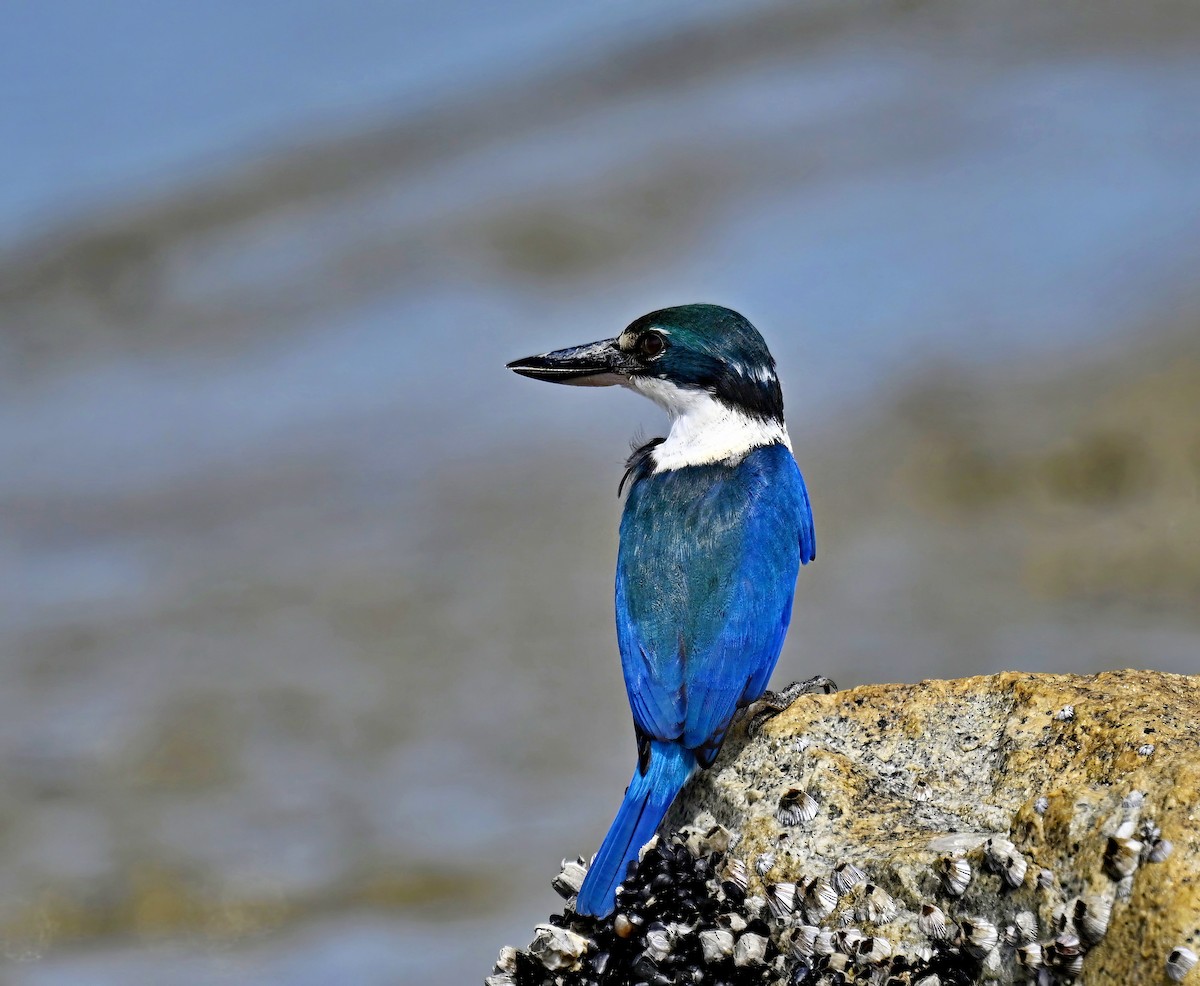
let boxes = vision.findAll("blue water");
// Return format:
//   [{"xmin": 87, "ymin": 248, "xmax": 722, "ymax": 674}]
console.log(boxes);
[{"xmin": 0, "ymin": 0, "xmax": 762, "ymax": 239}]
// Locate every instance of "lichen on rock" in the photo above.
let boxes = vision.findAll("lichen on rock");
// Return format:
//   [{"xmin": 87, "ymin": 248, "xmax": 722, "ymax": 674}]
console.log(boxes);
[{"xmin": 492, "ymin": 670, "xmax": 1200, "ymax": 985}]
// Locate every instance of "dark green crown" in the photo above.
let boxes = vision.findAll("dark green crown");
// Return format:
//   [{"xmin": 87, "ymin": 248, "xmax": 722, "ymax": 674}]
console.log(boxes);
[{"xmin": 624, "ymin": 304, "xmax": 783, "ymax": 421}]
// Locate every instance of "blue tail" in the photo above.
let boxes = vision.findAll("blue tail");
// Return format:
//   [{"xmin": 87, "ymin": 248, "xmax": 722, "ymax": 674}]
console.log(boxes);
[{"xmin": 574, "ymin": 741, "xmax": 695, "ymax": 918}]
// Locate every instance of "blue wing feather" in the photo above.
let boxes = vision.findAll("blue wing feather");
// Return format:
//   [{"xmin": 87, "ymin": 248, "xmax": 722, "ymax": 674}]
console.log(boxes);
[
  {"xmin": 797, "ymin": 461, "xmax": 816, "ymax": 565},
  {"xmin": 616, "ymin": 443, "xmax": 813, "ymax": 756}
]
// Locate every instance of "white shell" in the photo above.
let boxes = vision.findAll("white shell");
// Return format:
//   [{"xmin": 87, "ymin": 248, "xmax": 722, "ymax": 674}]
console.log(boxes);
[
  {"xmin": 959, "ymin": 917, "xmax": 999, "ymax": 957},
  {"xmin": 832, "ymin": 859, "xmax": 865, "ymax": 895},
  {"xmin": 493, "ymin": 945, "xmax": 518, "ymax": 974},
  {"xmin": 983, "ymin": 836, "xmax": 1028, "ymax": 888},
  {"xmin": 814, "ymin": 929, "xmax": 838, "ymax": 955},
  {"xmin": 1002, "ymin": 851, "xmax": 1029, "ymax": 888},
  {"xmin": 804, "ymin": 877, "xmax": 838, "ymax": 922},
  {"xmin": 552, "ymin": 858, "xmax": 589, "ymax": 899},
  {"xmin": 643, "ymin": 926, "xmax": 672, "ymax": 962},
  {"xmin": 721, "ymin": 856, "xmax": 750, "ymax": 892},
  {"xmin": 982, "ymin": 946, "xmax": 1004, "ymax": 973},
  {"xmin": 834, "ymin": 928, "xmax": 865, "ymax": 954},
  {"xmin": 919, "ymin": 904, "xmax": 950, "ymax": 940},
  {"xmin": 939, "ymin": 856, "xmax": 972, "ymax": 896},
  {"xmin": 529, "ymin": 923, "xmax": 589, "ymax": 972},
  {"xmin": 1050, "ymin": 933, "xmax": 1084, "ymax": 977},
  {"xmin": 743, "ymin": 894, "xmax": 766, "ymax": 920},
  {"xmin": 858, "ymin": 884, "xmax": 897, "ymax": 924},
  {"xmin": 733, "ymin": 932, "xmax": 768, "ymax": 967},
  {"xmin": 791, "ymin": 924, "xmax": 820, "ymax": 957},
  {"xmin": 1054, "ymin": 704, "xmax": 1075, "ymax": 721},
  {"xmin": 718, "ymin": 911, "xmax": 747, "ymax": 933},
  {"xmin": 700, "ymin": 928, "xmax": 735, "ymax": 962},
  {"xmin": 755, "ymin": 851, "xmax": 776, "ymax": 877},
  {"xmin": 777, "ymin": 787, "xmax": 820, "ymax": 825},
  {"xmin": 1104, "ymin": 836, "xmax": 1144, "ymax": 879},
  {"xmin": 1053, "ymin": 932, "xmax": 1082, "ymax": 956},
  {"xmin": 983, "ymin": 836, "xmax": 1015, "ymax": 864},
  {"xmin": 1017, "ymin": 942, "xmax": 1044, "ymax": 970},
  {"xmin": 1122, "ymin": 789, "xmax": 1146, "ymax": 811},
  {"xmin": 1073, "ymin": 895, "xmax": 1112, "ymax": 945},
  {"xmin": 1167, "ymin": 946, "xmax": 1199, "ymax": 982},
  {"xmin": 697, "ymin": 823, "xmax": 732, "ymax": 855},
  {"xmin": 766, "ymin": 881, "xmax": 797, "ymax": 919},
  {"xmin": 857, "ymin": 935, "xmax": 892, "ymax": 964},
  {"xmin": 826, "ymin": 953, "xmax": 851, "ymax": 973},
  {"xmin": 1149, "ymin": 838, "xmax": 1174, "ymax": 863},
  {"xmin": 680, "ymin": 821, "xmax": 734, "ymax": 858},
  {"xmin": 1015, "ymin": 910, "xmax": 1039, "ymax": 943}
]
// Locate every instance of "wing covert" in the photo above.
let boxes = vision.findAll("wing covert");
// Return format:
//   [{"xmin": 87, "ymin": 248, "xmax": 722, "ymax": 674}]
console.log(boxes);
[{"xmin": 614, "ymin": 443, "xmax": 812, "ymax": 753}]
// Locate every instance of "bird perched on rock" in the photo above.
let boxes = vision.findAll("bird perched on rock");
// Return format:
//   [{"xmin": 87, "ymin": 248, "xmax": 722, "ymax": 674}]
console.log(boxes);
[{"xmin": 508, "ymin": 304, "xmax": 820, "ymax": 918}]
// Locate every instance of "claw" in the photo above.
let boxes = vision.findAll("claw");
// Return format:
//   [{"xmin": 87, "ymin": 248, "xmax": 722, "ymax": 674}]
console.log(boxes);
[{"xmin": 746, "ymin": 676, "xmax": 838, "ymax": 737}]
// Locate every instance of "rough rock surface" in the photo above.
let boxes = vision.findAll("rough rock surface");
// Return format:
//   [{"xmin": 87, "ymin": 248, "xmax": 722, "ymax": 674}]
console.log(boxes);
[{"xmin": 494, "ymin": 670, "xmax": 1200, "ymax": 985}]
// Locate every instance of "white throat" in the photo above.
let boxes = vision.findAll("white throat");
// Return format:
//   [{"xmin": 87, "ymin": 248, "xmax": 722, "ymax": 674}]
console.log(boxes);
[{"xmin": 627, "ymin": 377, "xmax": 790, "ymax": 472}]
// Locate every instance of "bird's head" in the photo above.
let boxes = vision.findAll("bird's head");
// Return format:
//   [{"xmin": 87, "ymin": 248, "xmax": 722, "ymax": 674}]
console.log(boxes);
[{"xmin": 507, "ymin": 304, "xmax": 783, "ymax": 425}]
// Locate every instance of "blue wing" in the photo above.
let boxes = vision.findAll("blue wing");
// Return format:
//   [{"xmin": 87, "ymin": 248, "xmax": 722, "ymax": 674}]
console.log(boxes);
[{"xmin": 615, "ymin": 443, "xmax": 814, "ymax": 762}]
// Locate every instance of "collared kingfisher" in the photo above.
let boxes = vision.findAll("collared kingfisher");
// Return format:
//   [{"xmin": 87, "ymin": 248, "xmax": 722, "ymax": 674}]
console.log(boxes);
[{"xmin": 507, "ymin": 304, "xmax": 817, "ymax": 919}]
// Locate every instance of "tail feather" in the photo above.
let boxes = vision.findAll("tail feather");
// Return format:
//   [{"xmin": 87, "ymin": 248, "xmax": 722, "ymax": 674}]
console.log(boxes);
[{"xmin": 574, "ymin": 741, "xmax": 695, "ymax": 918}]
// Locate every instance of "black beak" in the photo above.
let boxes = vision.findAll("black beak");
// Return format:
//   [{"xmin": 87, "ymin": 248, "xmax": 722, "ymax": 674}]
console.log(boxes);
[{"xmin": 506, "ymin": 337, "xmax": 629, "ymax": 386}]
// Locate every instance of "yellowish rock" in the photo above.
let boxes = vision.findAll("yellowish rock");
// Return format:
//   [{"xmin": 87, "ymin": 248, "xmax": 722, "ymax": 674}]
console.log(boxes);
[{"xmin": 671, "ymin": 670, "xmax": 1200, "ymax": 984}]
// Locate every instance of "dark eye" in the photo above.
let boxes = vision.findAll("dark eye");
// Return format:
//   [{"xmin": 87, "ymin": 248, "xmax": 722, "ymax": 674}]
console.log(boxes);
[{"xmin": 638, "ymin": 331, "xmax": 666, "ymax": 359}]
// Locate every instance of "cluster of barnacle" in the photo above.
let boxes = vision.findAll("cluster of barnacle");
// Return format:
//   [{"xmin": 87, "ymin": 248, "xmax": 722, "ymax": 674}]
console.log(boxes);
[
  {"xmin": 488, "ymin": 822, "xmax": 988, "ymax": 986},
  {"xmin": 490, "ymin": 834, "xmax": 790, "ymax": 986},
  {"xmin": 1101, "ymin": 791, "xmax": 1174, "ymax": 891},
  {"xmin": 1098, "ymin": 791, "xmax": 1192, "ymax": 983},
  {"xmin": 923, "ymin": 789, "xmax": 1184, "ymax": 985},
  {"xmin": 489, "ymin": 787, "xmax": 1184, "ymax": 986}
]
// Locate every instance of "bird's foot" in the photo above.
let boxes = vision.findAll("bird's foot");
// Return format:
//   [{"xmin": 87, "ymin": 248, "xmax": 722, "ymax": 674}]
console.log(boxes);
[{"xmin": 747, "ymin": 675, "xmax": 838, "ymax": 737}]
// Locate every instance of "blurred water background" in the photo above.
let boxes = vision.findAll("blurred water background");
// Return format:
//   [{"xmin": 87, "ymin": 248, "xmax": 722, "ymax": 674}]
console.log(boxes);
[{"xmin": 3, "ymin": 2, "xmax": 1200, "ymax": 983}]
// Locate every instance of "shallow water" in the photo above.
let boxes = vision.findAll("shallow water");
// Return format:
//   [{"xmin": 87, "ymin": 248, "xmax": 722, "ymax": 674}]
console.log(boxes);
[{"xmin": 3, "ymin": 1, "xmax": 1200, "ymax": 982}]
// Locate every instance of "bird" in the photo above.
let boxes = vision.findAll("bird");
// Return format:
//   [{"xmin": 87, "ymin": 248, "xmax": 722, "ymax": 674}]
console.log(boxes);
[{"xmin": 507, "ymin": 303, "xmax": 817, "ymax": 918}]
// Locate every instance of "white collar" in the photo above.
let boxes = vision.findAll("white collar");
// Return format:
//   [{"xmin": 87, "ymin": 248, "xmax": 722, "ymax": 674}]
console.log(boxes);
[{"xmin": 627, "ymin": 377, "xmax": 790, "ymax": 471}]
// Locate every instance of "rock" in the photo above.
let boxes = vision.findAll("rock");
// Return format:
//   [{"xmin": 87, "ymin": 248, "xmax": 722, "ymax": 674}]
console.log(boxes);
[
  {"xmin": 497, "ymin": 670, "xmax": 1200, "ymax": 985},
  {"xmin": 673, "ymin": 669, "xmax": 1200, "ymax": 985}
]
